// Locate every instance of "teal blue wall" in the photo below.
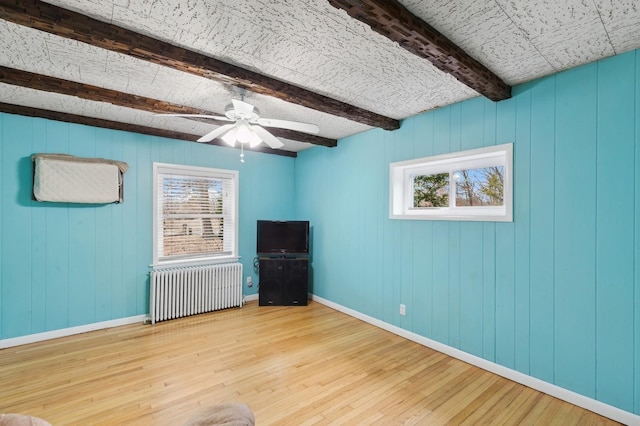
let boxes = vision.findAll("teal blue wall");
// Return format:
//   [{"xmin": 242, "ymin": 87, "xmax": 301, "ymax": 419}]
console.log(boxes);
[
  {"xmin": 296, "ymin": 50, "xmax": 640, "ymax": 414},
  {"xmin": 0, "ymin": 116, "xmax": 295, "ymax": 339}
]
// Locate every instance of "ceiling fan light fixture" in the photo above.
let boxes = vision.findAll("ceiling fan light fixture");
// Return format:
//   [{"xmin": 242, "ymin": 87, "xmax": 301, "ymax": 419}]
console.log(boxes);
[
  {"xmin": 236, "ymin": 121, "xmax": 253, "ymax": 144},
  {"xmin": 248, "ymin": 128, "xmax": 263, "ymax": 148},
  {"xmin": 158, "ymin": 97, "xmax": 306, "ymax": 150},
  {"xmin": 221, "ymin": 126, "xmax": 238, "ymax": 146}
]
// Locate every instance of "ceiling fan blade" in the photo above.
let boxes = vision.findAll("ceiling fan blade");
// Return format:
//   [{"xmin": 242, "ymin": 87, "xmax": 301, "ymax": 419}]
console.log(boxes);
[
  {"xmin": 231, "ymin": 99, "xmax": 255, "ymax": 115},
  {"xmin": 251, "ymin": 125, "xmax": 284, "ymax": 149},
  {"xmin": 255, "ymin": 118, "xmax": 319, "ymax": 134},
  {"xmin": 197, "ymin": 123, "xmax": 237, "ymax": 143},
  {"xmin": 153, "ymin": 113, "xmax": 231, "ymax": 121}
]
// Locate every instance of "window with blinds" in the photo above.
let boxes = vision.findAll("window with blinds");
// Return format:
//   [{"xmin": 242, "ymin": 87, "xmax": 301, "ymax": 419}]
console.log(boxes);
[{"xmin": 153, "ymin": 163, "xmax": 238, "ymax": 265}]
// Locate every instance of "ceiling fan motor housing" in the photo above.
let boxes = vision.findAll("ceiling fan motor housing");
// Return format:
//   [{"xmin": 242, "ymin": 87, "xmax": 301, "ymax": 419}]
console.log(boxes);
[{"xmin": 225, "ymin": 102, "xmax": 260, "ymax": 122}]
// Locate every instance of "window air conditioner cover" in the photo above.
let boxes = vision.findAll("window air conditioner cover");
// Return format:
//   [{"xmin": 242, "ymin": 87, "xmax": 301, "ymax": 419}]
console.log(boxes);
[{"xmin": 32, "ymin": 154, "xmax": 128, "ymax": 203}]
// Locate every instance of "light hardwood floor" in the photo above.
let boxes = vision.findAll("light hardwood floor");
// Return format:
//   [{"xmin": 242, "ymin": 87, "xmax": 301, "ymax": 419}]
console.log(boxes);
[{"xmin": 0, "ymin": 301, "xmax": 619, "ymax": 425}]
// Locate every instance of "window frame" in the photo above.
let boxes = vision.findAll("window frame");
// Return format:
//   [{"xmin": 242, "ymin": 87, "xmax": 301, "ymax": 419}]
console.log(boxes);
[
  {"xmin": 152, "ymin": 162, "xmax": 239, "ymax": 267},
  {"xmin": 390, "ymin": 143, "xmax": 513, "ymax": 222}
]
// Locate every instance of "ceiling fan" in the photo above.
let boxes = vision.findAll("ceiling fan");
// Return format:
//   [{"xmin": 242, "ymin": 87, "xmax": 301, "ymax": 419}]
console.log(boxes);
[{"xmin": 158, "ymin": 98, "xmax": 320, "ymax": 150}]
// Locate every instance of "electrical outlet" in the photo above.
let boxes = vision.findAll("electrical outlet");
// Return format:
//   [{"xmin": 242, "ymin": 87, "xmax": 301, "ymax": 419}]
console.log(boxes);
[
  {"xmin": 400, "ymin": 304, "xmax": 406, "ymax": 316},
  {"xmin": 246, "ymin": 276, "xmax": 253, "ymax": 287}
]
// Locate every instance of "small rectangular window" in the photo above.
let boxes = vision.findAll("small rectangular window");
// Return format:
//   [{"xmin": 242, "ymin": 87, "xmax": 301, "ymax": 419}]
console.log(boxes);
[
  {"xmin": 153, "ymin": 163, "xmax": 238, "ymax": 266},
  {"xmin": 390, "ymin": 144, "xmax": 512, "ymax": 221}
]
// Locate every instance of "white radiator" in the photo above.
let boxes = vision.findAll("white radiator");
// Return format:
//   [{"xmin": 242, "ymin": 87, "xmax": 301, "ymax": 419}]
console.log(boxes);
[{"xmin": 150, "ymin": 263, "xmax": 243, "ymax": 324}]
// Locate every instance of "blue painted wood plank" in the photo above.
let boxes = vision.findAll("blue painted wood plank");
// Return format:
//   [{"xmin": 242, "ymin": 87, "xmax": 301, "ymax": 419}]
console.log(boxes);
[
  {"xmin": 410, "ymin": 112, "xmax": 435, "ymax": 337},
  {"xmin": 110, "ymin": 140, "xmax": 125, "ymax": 318},
  {"xmin": 481, "ymin": 100, "xmax": 498, "ymax": 362},
  {"xmin": 447, "ymin": 104, "xmax": 461, "ymax": 347},
  {"xmin": 43, "ymin": 121, "xmax": 70, "ymax": 331},
  {"xmin": 135, "ymin": 137, "xmax": 153, "ymax": 315},
  {"xmin": 494, "ymin": 98, "xmax": 516, "ymax": 369},
  {"xmin": 455, "ymin": 99, "xmax": 486, "ymax": 356},
  {"xmin": 635, "ymin": 49, "xmax": 640, "ymax": 417},
  {"xmin": 29, "ymin": 119, "xmax": 48, "ymax": 333},
  {"xmin": 429, "ymin": 107, "xmax": 452, "ymax": 344},
  {"xmin": 367, "ymin": 131, "xmax": 387, "ymax": 319},
  {"xmin": 0, "ymin": 114, "xmax": 3, "ymax": 337},
  {"xmin": 554, "ymin": 63, "xmax": 597, "ymax": 398},
  {"xmin": 459, "ymin": 222, "xmax": 484, "ymax": 357},
  {"xmin": 514, "ymin": 86, "xmax": 531, "ymax": 374},
  {"xmin": 1, "ymin": 115, "xmax": 33, "ymax": 338},
  {"xmin": 483, "ymin": 99, "xmax": 497, "ymax": 149},
  {"xmin": 594, "ymin": 52, "xmax": 635, "ymax": 412},
  {"xmin": 67, "ymin": 125, "xmax": 97, "ymax": 326},
  {"xmin": 121, "ymin": 135, "xmax": 139, "ymax": 315},
  {"xmin": 431, "ymin": 221, "xmax": 450, "ymax": 344},
  {"xmin": 528, "ymin": 75, "xmax": 557, "ymax": 384},
  {"xmin": 93, "ymin": 129, "xmax": 114, "ymax": 321},
  {"xmin": 460, "ymin": 96, "xmax": 485, "ymax": 150},
  {"xmin": 412, "ymin": 220, "xmax": 432, "ymax": 337},
  {"xmin": 67, "ymin": 206, "xmax": 97, "ymax": 326},
  {"xmin": 448, "ymin": 221, "xmax": 460, "ymax": 349},
  {"xmin": 482, "ymin": 222, "xmax": 496, "ymax": 361}
]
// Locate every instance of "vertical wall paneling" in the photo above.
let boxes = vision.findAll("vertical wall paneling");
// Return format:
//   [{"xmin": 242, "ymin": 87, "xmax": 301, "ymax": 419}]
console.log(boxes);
[
  {"xmin": 362, "ymin": 130, "xmax": 385, "ymax": 320},
  {"xmin": 411, "ymin": 113, "xmax": 435, "ymax": 337},
  {"xmin": 448, "ymin": 103, "xmax": 461, "ymax": 348},
  {"xmin": 67, "ymin": 125, "xmax": 98, "ymax": 326},
  {"xmin": 482, "ymin": 221, "xmax": 496, "ymax": 361},
  {"xmin": 0, "ymin": 113, "xmax": 3, "ymax": 333},
  {"xmin": 553, "ymin": 63, "xmax": 598, "ymax": 398},
  {"xmin": 93, "ymin": 128, "xmax": 114, "ymax": 322},
  {"xmin": 482, "ymin": 101, "xmax": 498, "ymax": 362},
  {"xmin": 296, "ymin": 52, "xmax": 640, "ymax": 411},
  {"xmin": 528, "ymin": 75, "xmax": 556, "ymax": 383},
  {"xmin": 110, "ymin": 135, "xmax": 125, "ymax": 320},
  {"xmin": 635, "ymin": 50, "xmax": 640, "ymax": 416},
  {"xmin": 494, "ymin": 98, "xmax": 517, "ymax": 369},
  {"xmin": 43, "ymin": 120, "xmax": 70, "ymax": 332},
  {"xmin": 458, "ymin": 220, "xmax": 483, "ymax": 357},
  {"xmin": 135, "ymin": 138, "xmax": 152, "ymax": 314},
  {"xmin": 514, "ymin": 86, "xmax": 531, "ymax": 374},
  {"xmin": 430, "ymin": 107, "xmax": 452, "ymax": 344},
  {"xmin": 391, "ymin": 123, "xmax": 413, "ymax": 327},
  {"xmin": 0, "ymin": 114, "xmax": 296, "ymax": 341},
  {"xmin": 293, "ymin": 49, "xmax": 640, "ymax": 416},
  {"xmin": 2, "ymin": 115, "xmax": 32, "ymax": 337},
  {"xmin": 121, "ymin": 133, "xmax": 138, "ymax": 317},
  {"xmin": 458, "ymin": 98, "xmax": 485, "ymax": 356},
  {"xmin": 594, "ymin": 53, "xmax": 635, "ymax": 411},
  {"xmin": 30, "ymin": 118, "xmax": 47, "ymax": 332}
]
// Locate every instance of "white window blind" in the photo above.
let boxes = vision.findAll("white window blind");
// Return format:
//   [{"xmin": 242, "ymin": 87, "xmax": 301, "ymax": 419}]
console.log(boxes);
[{"xmin": 153, "ymin": 163, "xmax": 238, "ymax": 265}]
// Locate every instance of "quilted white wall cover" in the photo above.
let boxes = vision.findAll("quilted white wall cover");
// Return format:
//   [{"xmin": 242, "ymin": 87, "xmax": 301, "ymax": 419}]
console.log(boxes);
[{"xmin": 32, "ymin": 154, "xmax": 128, "ymax": 203}]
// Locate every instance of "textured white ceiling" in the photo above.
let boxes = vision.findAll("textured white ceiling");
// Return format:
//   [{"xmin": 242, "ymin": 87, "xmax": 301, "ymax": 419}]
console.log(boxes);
[{"xmin": 1, "ymin": 0, "xmax": 639, "ymax": 152}]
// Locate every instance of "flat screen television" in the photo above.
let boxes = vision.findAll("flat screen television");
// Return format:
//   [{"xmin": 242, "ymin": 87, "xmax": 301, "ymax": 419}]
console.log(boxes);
[{"xmin": 257, "ymin": 220, "xmax": 309, "ymax": 255}]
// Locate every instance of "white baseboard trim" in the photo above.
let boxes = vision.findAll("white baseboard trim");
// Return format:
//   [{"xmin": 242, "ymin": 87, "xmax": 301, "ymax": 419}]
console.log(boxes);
[
  {"xmin": 311, "ymin": 295, "xmax": 640, "ymax": 426},
  {"xmin": 244, "ymin": 293, "xmax": 259, "ymax": 302},
  {"xmin": 0, "ymin": 315, "xmax": 147, "ymax": 349}
]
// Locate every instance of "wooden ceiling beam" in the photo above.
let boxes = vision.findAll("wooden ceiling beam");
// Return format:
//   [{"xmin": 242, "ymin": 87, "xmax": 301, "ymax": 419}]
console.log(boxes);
[
  {"xmin": 0, "ymin": 66, "xmax": 337, "ymax": 147},
  {"xmin": 0, "ymin": 102, "xmax": 296, "ymax": 157},
  {"xmin": 0, "ymin": 0, "xmax": 400, "ymax": 131},
  {"xmin": 328, "ymin": 0, "xmax": 512, "ymax": 101}
]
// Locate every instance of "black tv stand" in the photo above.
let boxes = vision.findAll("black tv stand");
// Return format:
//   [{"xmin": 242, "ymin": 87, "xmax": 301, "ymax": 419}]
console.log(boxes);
[{"xmin": 258, "ymin": 257, "xmax": 308, "ymax": 306}]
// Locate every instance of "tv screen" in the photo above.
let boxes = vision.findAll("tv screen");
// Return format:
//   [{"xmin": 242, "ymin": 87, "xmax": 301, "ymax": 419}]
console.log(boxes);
[{"xmin": 257, "ymin": 220, "xmax": 309, "ymax": 255}]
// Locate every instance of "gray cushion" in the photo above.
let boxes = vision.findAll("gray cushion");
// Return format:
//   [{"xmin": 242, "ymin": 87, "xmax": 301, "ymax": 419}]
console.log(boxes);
[{"xmin": 0, "ymin": 414, "xmax": 52, "ymax": 426}]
